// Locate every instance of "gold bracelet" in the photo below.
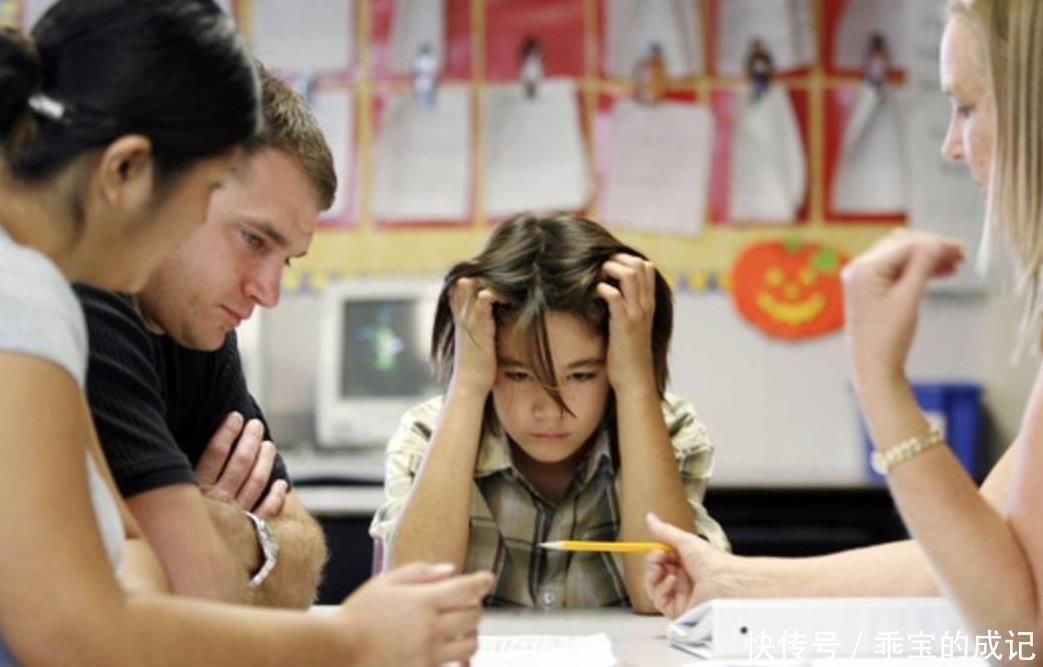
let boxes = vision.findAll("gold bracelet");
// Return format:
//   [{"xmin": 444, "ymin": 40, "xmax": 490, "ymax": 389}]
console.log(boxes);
[{"xmin": 870, "ymin": 427, "xmax": 943, "ymax": 475}]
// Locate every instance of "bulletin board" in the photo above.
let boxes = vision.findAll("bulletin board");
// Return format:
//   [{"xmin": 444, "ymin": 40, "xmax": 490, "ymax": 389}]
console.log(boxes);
[{"xmin": 5, "ymin": 0, "xmax": 981, "ymax": 294}]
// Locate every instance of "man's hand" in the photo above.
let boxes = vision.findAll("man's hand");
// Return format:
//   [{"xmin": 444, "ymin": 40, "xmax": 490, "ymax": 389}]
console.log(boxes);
[{"xmin": 195, "ymin": 411, "xmax": 288, "ymax": 518}]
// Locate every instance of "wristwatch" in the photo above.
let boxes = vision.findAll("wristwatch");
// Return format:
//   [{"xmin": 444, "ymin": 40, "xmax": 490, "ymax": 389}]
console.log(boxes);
[{"xmin": 244, "ymin": 511, "xmax": 279, "ymax": 589}]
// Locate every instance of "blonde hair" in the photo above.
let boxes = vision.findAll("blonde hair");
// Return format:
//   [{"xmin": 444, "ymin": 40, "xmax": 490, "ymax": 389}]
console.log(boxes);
[{"xmin": 949, "ymin": 0, "xmax": 1043, "ymax": 350}]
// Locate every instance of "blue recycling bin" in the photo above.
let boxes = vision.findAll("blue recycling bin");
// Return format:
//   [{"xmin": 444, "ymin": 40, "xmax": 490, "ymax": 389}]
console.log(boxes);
[{"xmin": 862, "ymin": 382, "xmax": 983, "ymax": 483}]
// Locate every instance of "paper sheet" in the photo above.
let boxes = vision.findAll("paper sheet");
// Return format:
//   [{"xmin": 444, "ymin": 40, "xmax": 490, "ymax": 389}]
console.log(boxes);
[
  {"xmin": 833, "ymin": 0, "xmax": 907, "ymax": 71},
  {"xmin": 716, "ymin": 0, "xmax": 816, "ymax": 76},
  {"xmin": 473, "ymin": 633, "xmax": 617, "ymax": 667},
  {"xmin": 831, "ymin": 84, "xmax": 907, "ymax": 214},
  {"xmin": 482, "ymin": 78, "xmax": 590, "ymax": 217},
  {"xmin": 729, "ymin": 85, "xmax": 806, "ymax": 222},
  {"xmin": 604, "ymin": 0, "xmax": 704, "ymax": 78},
  {"xmin": 250, "ymin": 0, "xmax": 353, "ymax": 73},
  {"xmin": 371, "ymin": 87, "xmax": 470, "ymax": 222},
  {"xmin": 388, "ymin": 0, "xmax": 444, "ymax": 75},
  {"xmin": 599, "ymin": 99, "xmax": 713, "ymax": 236},
  {"xmin": 309, "ymin": 88, "xmax": 353, "ymax": 221}
]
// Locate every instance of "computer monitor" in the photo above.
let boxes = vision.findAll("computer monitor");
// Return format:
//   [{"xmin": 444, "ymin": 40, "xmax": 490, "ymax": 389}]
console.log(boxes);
[{"xmin": 316, "ymin": 278, "xmax": 443, "ymax": 448}]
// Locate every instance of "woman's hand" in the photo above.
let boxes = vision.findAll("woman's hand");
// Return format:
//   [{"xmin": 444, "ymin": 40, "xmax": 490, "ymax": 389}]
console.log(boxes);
[
  {"xmin": 447, "ymin": 277, "xmax": 501, "ymax": 397},
  {"xmin": 842, "ymin": 230, "xmax": 964, "ymax": 390},
  {"xmin": 597, "ymin": 254, "xmax": 658, "ymax": 394},
  {"xmin": 643, "ymin": 513, "xmax": 744, "ymax": 619},
  {"xmin": 339, "ymin": 563, "xmax": 494, "ymax": 667}
]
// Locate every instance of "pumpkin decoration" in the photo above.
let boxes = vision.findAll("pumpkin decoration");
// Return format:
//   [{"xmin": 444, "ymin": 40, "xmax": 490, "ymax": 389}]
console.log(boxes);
[{"xmin": 730, "ymin": 237, "xmax": 848, "ymax": 340}]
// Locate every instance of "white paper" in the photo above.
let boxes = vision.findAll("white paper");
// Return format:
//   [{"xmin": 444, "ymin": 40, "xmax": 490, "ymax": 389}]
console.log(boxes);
[
  {"xmin": 599, "ymin": 99, "xmax": 713, "ymax": 236},
  {"xmin": 729, "ymin": 85, "xmax": 806, "ymax": 222},
  {"xmin": 250, "ymin": 0, "xmax": 353, "ymax": 73},
  {"xmin": 605, "ymin": 0, "xmax": 704, "ymax": 78},
  {"xmin": 309, "ymin": 88, "xmax": 353, "ymax": 220},
  {"xmin": 833, "ymin": 0, "xmax": 908, "ymax": 71},
  {"xmin": 372, "ymin": 87, "xmax": 470, "ymax": 221},
  {"xmin": 473, "ymin": 633, "xmax": 617, "ymax": 667},
  {"xmin": 482, "ymin": 78, "xmax": 590, "ymax": 217},
  {"xmin": 717, "ymin": 0, "xmax": 817, "ymax": 76},
  {"xmin": 670, "ymin": 597, "xmax": 970, "ymax": 661},
  {"xmin": 388, "ymin": 0, "xmax": 444, "ymax": 75},
  {"xmin": 831, "ymin": 84, "xmax": 907, "ymax": 214}
]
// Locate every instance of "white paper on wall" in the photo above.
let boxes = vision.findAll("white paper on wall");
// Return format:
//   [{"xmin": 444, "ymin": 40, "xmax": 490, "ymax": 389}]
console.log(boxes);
[
  {"xmin": 604, "ymin": 0, "xmax": 704, "ymax": 79},
  {"xmin": 716, "ymin": 0, "xmax": 816, "ymax": 77},
  {"xmin": 832, "ymin": 84, "xmax": 908, "ymax": 214},
  {"xmin": 372, "ymin": 87, "xmax": 470, "ymax": 221},
  {"xmin": 729, "ymin": 85, "xmax": 806, "ymax": 222},
  {"xmin": 599, "ymin": 99, "xmax": 713, "ymax": 237},
  {"xmin": 388, "ymin": 0, "xmax": 445, "ymax": 75},
  {"xmin": 250, "ymin": 0, "xmax": 353, "ymax": 74},
  {"xmin": 833, "ymin": 0, "xmax": 908, "ymax": 71},
  {"xmin": 309, "ymin": 88, "xmax": 353, "ymax": 220},
  {"xmin": 481, "ymin": 79, "xmax": 590, "ymax": 217}
]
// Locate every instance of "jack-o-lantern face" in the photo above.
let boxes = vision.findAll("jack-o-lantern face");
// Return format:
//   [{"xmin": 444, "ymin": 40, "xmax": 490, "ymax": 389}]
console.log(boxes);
[{"xmin": 731, "ymin": 238, "xmax": 847, "ymax": 339}]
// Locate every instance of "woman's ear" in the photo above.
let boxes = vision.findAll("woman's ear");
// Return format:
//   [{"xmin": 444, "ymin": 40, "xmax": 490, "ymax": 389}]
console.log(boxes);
[{"xmin": 96, "ymin": 135, "xmax": 154, "ymax": 209}]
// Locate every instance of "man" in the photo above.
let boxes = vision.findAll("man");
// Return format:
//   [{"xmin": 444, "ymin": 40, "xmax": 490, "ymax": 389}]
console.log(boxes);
[{"xmin": 76, "ymin": 67, "xmax": 334, "ymax": 608}]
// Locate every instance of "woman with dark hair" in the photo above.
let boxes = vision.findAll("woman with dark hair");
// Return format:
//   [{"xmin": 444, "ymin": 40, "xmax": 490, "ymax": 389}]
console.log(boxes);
[
  {"xmin": 371, "ymin": 212, "xmax": 727, "ymax": 612},
  {"xmin": 0, "ymin": 2, "xmax": 489, "ymax": 665}
]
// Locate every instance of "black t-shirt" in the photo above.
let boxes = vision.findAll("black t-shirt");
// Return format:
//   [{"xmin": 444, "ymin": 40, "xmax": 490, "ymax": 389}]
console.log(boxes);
[{"xmin": 74, "ymin": 284, "xmax": 289, "ymax": 499}]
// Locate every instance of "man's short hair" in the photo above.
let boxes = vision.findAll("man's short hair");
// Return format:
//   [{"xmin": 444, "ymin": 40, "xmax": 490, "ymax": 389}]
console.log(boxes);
[{"xmin": 256, "ymin": 63, "xmax": 337, "ymax": 211}]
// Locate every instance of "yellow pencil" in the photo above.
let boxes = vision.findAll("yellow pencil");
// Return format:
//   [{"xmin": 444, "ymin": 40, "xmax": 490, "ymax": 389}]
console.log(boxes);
[{"xmin": 538, "ymin": 540, "xmax": 673, "ymax": 553}]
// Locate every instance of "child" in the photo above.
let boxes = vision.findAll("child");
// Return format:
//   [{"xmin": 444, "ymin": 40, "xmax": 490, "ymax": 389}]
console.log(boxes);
[{"xmin": 371, "ymin": 213, "xmax": 728, "ymax": 611}]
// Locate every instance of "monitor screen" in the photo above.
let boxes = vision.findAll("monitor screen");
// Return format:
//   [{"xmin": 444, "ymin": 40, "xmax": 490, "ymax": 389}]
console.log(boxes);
[{"xmin": 338, "ymin": 298, "xmax": 437, "ymax": 398}]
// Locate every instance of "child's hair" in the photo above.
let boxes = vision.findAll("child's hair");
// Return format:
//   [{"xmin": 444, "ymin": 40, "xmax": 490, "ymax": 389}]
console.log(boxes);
[
  {"xmin": 432, "ymin": 212, "xmax": 674, "ymax": 433},
  {"xmin": 0, "ymin": 0, "xmax": 261, "ymax": 188}
]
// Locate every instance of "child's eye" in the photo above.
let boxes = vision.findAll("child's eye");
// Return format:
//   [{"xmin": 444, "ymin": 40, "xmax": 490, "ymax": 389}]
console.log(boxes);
[
  {"xmin": 504, "ymin": 371, "xmax": 530, "ymax": 382},
  {"xmin": 569, "ymin": 372, "xmax": 597, "ymax": 382}
]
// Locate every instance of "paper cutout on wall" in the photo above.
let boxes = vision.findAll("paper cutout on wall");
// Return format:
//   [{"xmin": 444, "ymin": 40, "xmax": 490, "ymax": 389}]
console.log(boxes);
[
  {"xmin": 482, "ymin": 78, "xmax": 590, "ymax": 217},
  {"xmin": 372, "ymin": 87, "xmax": 471, "ymax": 223},
  {"xmin": 730, "ymin": 238, "xmax": 847, "ymax": 340},
  {"xmin": 603, "ymin": 0, "xmax": 703, "ymax": 79},
  {"xmin": 249, "ymin": 0, "xmax": 353, "ymax": 74},
  {"xmin": 309, "ymin": 87, "xmax": 354, "ymax": 223},
  {"xmin": 598, "ymin": 98, "xmax": 713, "ymax": 237},
  {"xmin": 388, "ymin": 0, "xmax": 445, "ymax": 75},
  {"xmin": 831, "ymin": 83, "xmax": 907, "ymax": 215},
  {"xmin": 832, "ymin": 0, "xmax": 907, "ymax": 72},
  {"xmin": 728, "ymin": 84, "xmax": 806, "ymax": 223},
  {"xmin": 716, "ymin": 0, "xmax": 816, "ymax": 76}
]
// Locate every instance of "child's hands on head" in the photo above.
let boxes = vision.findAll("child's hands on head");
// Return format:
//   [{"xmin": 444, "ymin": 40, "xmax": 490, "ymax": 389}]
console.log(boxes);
[
  {"xmin": 448, "ymin": 277, "xmax": 502, "ymax": 396},
  {"xmin": 596, "ymin": 254, "xmax": 658, "ymax": 394}
]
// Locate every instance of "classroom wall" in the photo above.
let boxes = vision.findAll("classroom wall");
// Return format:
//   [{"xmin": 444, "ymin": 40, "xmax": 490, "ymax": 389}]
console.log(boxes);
[{"xmin": 243, "ymin": 281, "xmax": 1039, "ymax": 487}]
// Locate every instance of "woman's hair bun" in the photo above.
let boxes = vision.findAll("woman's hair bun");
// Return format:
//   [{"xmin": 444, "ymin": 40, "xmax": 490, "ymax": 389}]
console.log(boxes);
[{"xmin": 0, "ymin": 27, "xmax": 42, "ymax": 139}]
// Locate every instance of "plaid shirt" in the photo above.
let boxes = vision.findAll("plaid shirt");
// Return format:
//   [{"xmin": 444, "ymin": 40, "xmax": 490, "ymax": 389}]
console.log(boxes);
[{"xmin": 370, "ymin": 392, "xmax": 729, "ymax": 608}]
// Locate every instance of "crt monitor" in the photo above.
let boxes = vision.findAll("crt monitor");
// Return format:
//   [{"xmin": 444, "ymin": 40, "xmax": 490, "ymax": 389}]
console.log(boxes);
[{"xmin": 316, "ymin": 279, "xmax": 442, "ymax": 448}]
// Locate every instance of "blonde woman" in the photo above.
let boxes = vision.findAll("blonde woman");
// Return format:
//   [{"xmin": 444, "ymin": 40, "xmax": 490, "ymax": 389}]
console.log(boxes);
[{"xmin": 645, "ymin": 0, "xmax": 1043, "ymax": 641}]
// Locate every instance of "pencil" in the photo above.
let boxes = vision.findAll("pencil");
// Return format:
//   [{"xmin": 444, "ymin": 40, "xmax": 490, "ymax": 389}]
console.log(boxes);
[{"xmin": 538, "ymin": 540, "xmax": 673, "ymax": 553}]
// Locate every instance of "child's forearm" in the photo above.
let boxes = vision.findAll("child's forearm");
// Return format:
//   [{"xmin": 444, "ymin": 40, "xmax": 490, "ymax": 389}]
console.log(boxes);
[
  {"xmin": 614, "ymin": 385, "xmax": 695, "ymax": 611},
  {"xmin": 385, "ymin": 386, "xmax": 486, "ymax": 570}
]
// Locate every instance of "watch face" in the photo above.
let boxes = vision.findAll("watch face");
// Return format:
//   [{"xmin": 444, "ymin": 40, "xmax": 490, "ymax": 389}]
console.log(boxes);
[{"xmin": 246, "ymin": 511, "xmax": 279, "ymax": 588}]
